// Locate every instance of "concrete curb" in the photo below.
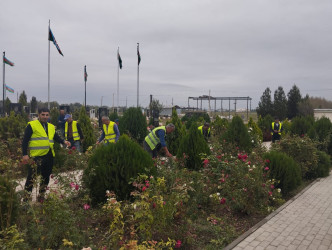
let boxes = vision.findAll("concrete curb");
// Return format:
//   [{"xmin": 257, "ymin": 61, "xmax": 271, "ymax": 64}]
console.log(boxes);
[{"xmin": 223, "ymin": 178, "xmax": 321, "ymax": 250}]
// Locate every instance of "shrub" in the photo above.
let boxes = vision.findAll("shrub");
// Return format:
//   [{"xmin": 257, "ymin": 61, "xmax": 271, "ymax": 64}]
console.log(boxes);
[
  {"xmin": 109, "ymin": 111, "xmax": 119, "ymax": 122},
  {"xmin": 0, "ymin": 176, "xmax": 19, "ymax": 231},
  {"xmin": 290, "ymin": 116, "xmax": 314, "ymax": 137},
  {"xmin": 50, "ymin": 107, "xmax": 59, "ymax": 127},
  {"xmin": 221, "ymin": 116, "xmax": 252, "ymax": 153},
  {"xmin": 78, "ymin": 106, "xmax": 96, "ymax": 152},
  {"xmin": 281, "ymin": 118, "xmax": 291, "ymax": 136},
  {"xmin": 119, "ymin": 107, "xmax": 147, "ymax": 144},
  {"xmin": 182, "ymin": 112, "xmax": 210, "ymax": 129},
  {"xmin": 0, "ymin": 112, "xmax": 26, "ymax": 140},
  {"xmin": 257, "ymin": 114, "xmax": 273, "ymax": 141},
  {"xmin": 316, "ymin": 151, "xmax": 331, "ymax": 178},
  {"xmin": 83, "ymin": 135, "xmax": 156, "ymax": 204},
  {"xmin": 166, "ymin": 108, "xmax": 187, "ymax": 155},
  {"xmin": 263, "ymin": 151, "xmax": 302, "ymax": 196},
  {"xmin": 176, "ymin": 124, "xmax": 210, "ymax": 170},
  {"xmin": 313, "ymin": 116, "xmax": 332, "ymax": 142},
  {"xmin": 272, "ymin": 135, "xmax": 318, "ymax": 180},
  {"xmin": 247, "ymin": 117, "xmax": 263, "ymax": 146},
  {"xmin": 212, "ymin": 116, "xmax": 229, "ymax": 138}
]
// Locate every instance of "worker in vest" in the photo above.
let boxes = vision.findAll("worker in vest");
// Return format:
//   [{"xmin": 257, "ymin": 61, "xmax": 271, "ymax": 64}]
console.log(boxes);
[
  {"xmin": 97, "ymin": 116, "xmax": 120, "ymax": 144},
  {"xmin": 198, "ymin": 122, "xmax": 211, "ymax": 141},
  {"xmin": 64, "ymin": 114, "xmax": 84, "ymax": 152},
  {"xmin": 144, "ymin": 123, "xmax": 175, "ymax": 158},
  {"xmin": 22, "ymin": 107, "xmax": 71, "ymax": 202},
  {"xmin": 271, "ymin": 117, "xmax": 283, "ymax": 143}
]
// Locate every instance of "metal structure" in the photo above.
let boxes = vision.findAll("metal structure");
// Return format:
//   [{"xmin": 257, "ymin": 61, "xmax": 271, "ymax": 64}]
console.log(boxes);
[{"xmin": 188, "ymin": 95, "xmax": 252, "ymax": 119}]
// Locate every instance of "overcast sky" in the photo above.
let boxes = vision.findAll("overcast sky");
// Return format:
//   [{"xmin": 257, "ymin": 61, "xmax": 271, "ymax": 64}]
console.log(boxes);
[{"xmin": 1, "ymin": 0, "xmax": 332, "ymax": 109}]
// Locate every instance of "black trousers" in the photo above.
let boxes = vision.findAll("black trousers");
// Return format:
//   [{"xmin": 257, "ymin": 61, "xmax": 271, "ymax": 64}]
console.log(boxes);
[
  {"xmin": 272, "ymin": 133, "xmax": 281, "ymax": 143},
  {"xmin": 24, "ymin": 150, "xmax": 54, "ymax": 195}
]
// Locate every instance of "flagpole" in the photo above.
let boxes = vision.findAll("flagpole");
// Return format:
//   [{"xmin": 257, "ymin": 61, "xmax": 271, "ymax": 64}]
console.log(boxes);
[
  {"xmin": 84, "ymin": 65, "xmax": 87, "ymax": 109},
  {"xmin": 117, "ymin": 47, "xmax": 119, "ymax": 113},
  {"xmin": 137, "ymin": 43, "xmax": 139, "ymax": 108},
  {"xmin": 48, "ymin": 20, "xmax": 51, "ymax": 110},
  {"xmin": 2, "ymin": 51, "xmax": 5, "ymax": 116}
]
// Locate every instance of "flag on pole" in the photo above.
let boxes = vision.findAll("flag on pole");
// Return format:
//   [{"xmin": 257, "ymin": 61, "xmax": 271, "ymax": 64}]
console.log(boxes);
[
  {"xmin": 5, "ymin": 85, "xmax": 14, "ymax": 93},
  {"xmin": 117, "ymin": 52, "xmax": 122, "ymax": 69},
  {"xmin": 48, "ymin": 28, "xmax": 64, "ymax": 56},
  {"xmin": 137, "ymin": 45, "xmax": 141, "ymax": 65},
  {"xmin": 84, "ymin": 66, "xmax": 88, "ymax": 81},
  {"xmin": 3, "ymin": 56, "xmax": 14, "ymax": 66}
]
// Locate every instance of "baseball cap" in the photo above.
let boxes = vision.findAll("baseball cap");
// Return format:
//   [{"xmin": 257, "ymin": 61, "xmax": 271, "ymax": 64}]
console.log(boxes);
[{"xmin": 64, "ymin": 114, "xmax": 72, "ymax": 120}]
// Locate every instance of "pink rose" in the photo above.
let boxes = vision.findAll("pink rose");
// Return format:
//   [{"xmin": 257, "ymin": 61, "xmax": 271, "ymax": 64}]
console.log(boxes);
[
  {"xmin": 83, "ymin": 204, "xmax": 90, "ymax": 210},
  {"xmin": 70, "ymin": 182, "xmax": 75, "ymax": 188},
  {"xmin": 142, "ymin": 186, "xmax": 147, "ymax": 192},
  {"xmin": 174, "ymin": 240, "xmax": 182, "ymax": 248},
  {"xmin": 264, "ymin": 167, "xmax": 269, "ymax": 171},
  {"xmin": 270, "ymin": 184, "xmax": 275, "ymax": 189},
  {"xmin": 268, "ymin": 191, "xmax": 272, "ymax": 196},
  {"xmin": 75, "ymin": 184, "xmax": 79, "ymax": 190}
]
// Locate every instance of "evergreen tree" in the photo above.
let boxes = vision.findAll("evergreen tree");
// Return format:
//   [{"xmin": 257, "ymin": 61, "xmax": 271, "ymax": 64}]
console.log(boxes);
[
  {"xmin": 298, "ymin": 94, "xmax": 314, "ymax": 117},
  {"xmin": 177, "ymin": 123, "xmax": 210, "ymax": 170},
  {"xmin": 50, "ymin": 108, "xmax": 59, "ymax": 127},
  {"xmin": 287, "ymin": 84, "xmax": 302, "ymax": 119},
  {"xmin": 273, "ymin": 86, "xmax": 287, "ymax": 120},
  {"xmin": 109, "ymin": 111, "xmax": 119, "ymax": 122},
  {"xmin": 4, "ymin": 97, "xmax": 11, "ymax": 114},
  {"xmin": 78, "ymin": 106, "xmax": 96, "ymax": 152},
  {"xmin": 120, "ymin": 107, "xmax": 147, "ymax": 143},
  {"xmin": 257, "ymin": 87, "xmax": 273, "ymax": 118},
  {"xmin": 166, "ymin": 108, "xmax": 187, "ymax": 155},
  {"xmin": 18, "ymin": 91, "xmax": 28, "ymax": 106},
  {"xmin": 30, "ymin": 96, "xmax": 38, "ymax": 113}
]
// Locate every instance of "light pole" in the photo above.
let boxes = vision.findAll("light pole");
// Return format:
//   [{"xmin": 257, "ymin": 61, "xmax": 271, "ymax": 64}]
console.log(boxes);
[{"xmin": 101, "ymin": 96, "xmax": 104, "ymax": 107}]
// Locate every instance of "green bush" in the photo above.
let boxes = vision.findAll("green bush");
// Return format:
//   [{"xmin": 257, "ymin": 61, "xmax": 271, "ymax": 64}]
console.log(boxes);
[
  {"xmin": 50, "ymin": 107, "xmax": 59, "ymax": 127},
  {"xmin": 221, "ymin": 116, "xmax": 252, "ymax": 153},
  {"xmin": 281, "ymin": 119, "xmax": 291, "ymax": 136},
  {"xmin": 290, "ymin": 116, "xmax": 314, "ymax": 137},
  {"xmin": 83, "ymin": 135, "xmax": 156, "ymax": 204},
  {"xmin": 272, "ymin": 135, "xmax": 318, "ymax": 180},
  {"xmin": 316, "ymin": 151, "xmax": 331, "ymax": 178},
  {"xmin": 257, "ymin": 114, "xmax": 273, "ymax": 141},
  {"xmin": 109, "ymin": 111, "xmax": 119, "ymax": 122},
  {"xmin": 119, "ymin": 107, "xmax": 147, "ymax": 144},
  {"xmin": 247, "ymin": 117, "xmax": 263, "ymax": 146},
  {"xmin": 0, "ymin": 112, "xmax": 26, "ymax": 140},
  {"xmin": 181, "ymin": 112, "xmax": 210, "ymax": 129},
  {"xmin": 313, "ymin": 117, "xmax": 332, "ymax": 142},
  {"xmin": 263, "ymin": 151, "xmax": 302, "ymax": 196},
  {"xmin": 78, "ymin": 106, "xmax": 96, "ymax": 152},
  {"xmin": 0, "ymin": 176, "xmax": 19, "ymax": 231},
  {"xmin": 177, "ymin": 124, "xmax": 211, "ymax": 170},
  {"xmin": 166, "ymin": 108, "xmax": 187, "ymax": 155},
  {"xmin": 212, "ymin": 116, "xmax": 229, "ymax": 139}
]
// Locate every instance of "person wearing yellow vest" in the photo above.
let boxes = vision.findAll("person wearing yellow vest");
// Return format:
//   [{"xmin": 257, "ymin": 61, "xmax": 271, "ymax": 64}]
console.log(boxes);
[
  {"xmin": 271, "ymin": 117, "xmax": 283, "ymax": 143},
  {"xmin": 96, "ymin": 116, "xmax": 120, "ymax": 144},
  {"xmin": 64, "ymin": 114, "xmax": 84, "ymax": 152},
  {"xmin": 143, "ymin": 123, "xmax": 175, "ymax": 158},
  {"xmin": 198, "ymin": 122, "xmax": 211, "ymax": 141},
  {"xmin": 22, "ymin": 107, "xmax": 71, "ymax": 202}
]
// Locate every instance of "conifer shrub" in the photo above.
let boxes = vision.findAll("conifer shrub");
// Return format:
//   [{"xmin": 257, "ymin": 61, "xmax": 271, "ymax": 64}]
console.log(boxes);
[
  {"xmin": 176, "ymin": 124, "xmax": 210, "ymax": 170},
  {"xmin": 313, "ymin": 117, "xmax": 332, "ymax": 142},
  {"xmin": 83, "ymin": 135, "xmax": 155, "ymax": 204},
  {"xmin": 247, "ymin": 117, "xmax": 263, "ymax": 146},
  {"xmin": 119, "ymin": 107, "xmax": 147, "ymax": 144},
  {"xmin": 272, "ymin": 135, "xmax": 318, "ymax": 179},
  {"xmin": 263, "ymin": 151, "xmax": 302, "ymax": 196},
  {"xmin": 0, "ymin": 176, "xmax": 19, "ymax": 231},
  {"xmin": 78, "ymin": 106, "xmax": 96, "ymax": 152},
  {"xmin": 221, "ymin": 116, "xmax": 252, "ymax": 153},
  {"xmin": 182, "ymin": 112, "xmax": 210, "ymax": 129},
  {"xmin": 257, "ymin": 114, "xmax": 273, "ymax": 141},
  {"xmin": 316, "ymin": 150, "xmax": 331, "ymax": 178},
  {"xmin": 50, "ymin": 108, "xmax": 59, "ymax": 127},
  {"xmin": 289, "ymin": 116, "xmax": 314, "ymax": 137},
  {"xmin": 0, "ymin": 112, "xmax": 26, "ymax": 140},
  {"xmin": 166, "ymin": 108, "xmax": 187, "ymax": 155},
  {"xmin": 109, "ymin": 111, "xmax": 119, "ymax": 122},
  {"xmin": 212, "ymin": 116, "xmax": 229, "ymax": 138},
  {"xmin": 281, "ymin": 119, "xmax": 291, "ymax": 136}
]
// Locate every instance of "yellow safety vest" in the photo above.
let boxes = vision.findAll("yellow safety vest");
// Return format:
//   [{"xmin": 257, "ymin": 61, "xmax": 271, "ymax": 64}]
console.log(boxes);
[
  {"xmin": 103, "ymin": 122, "xmax": 116, "ymax": 143},
  {"xmin": 65, "ymin": 121, "xmax": 80, "ymax": 141},
  {"xmin": 198, "ymin": 125, "xmax": 210, "ymax": 135},
  {"xmin": 271, "ymin": 122, "xmax": 282, "ymax": 135},
  {"xmin": 28, "ymin": 120, "xmax": 55, "ymax": 157},
  {"xmin": 145, "ymin": 126, "xmax": 166, "ymax": 150}
]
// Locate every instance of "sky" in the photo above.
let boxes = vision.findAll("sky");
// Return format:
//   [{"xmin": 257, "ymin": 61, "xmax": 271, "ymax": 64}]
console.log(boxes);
[{"xmin": 1, "ymin": 0, "xmax": 332, "ymax": 110}]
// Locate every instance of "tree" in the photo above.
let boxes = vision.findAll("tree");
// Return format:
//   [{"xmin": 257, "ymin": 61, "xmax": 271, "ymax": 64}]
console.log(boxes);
[
  {"xmin": 298, "ymin": 95, "xmax": 314, "ymax": 117},
  {"xmin": 257, "ymin": 87, "xmax": 273, "ymax": 118},
  {"xmin": 78, "ymin": 106, "xmax": 96, "ymax": 152},
  {"xmin": 166, "ymin": 108, "xmax": 187, "ymax": 155},
  {"xmin": 119, "ymin": 107, "xmax": 147, "ymax": 143},
  {"xmin": 30, "ymin": 96, "xmax": 38, "ymax": 113},
  {"xmin": 5, "ymin": 97, "xmax": 11, "ymax": 115},
  {"xmin": 18, "ymin": 91, "xmax": 28, "ymax": 106},
  {"xmin": 273, "ymin": 86, "xmax": 287, "ymax": 120},
  {"xmin": 287, "ymin": 84, "xmax": 301, "ymax": 119}
]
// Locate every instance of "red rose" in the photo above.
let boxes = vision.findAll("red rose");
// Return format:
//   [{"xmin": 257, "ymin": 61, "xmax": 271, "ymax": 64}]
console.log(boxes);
[{"xmin": 220, "ymin": 198, "xmax": 226, "ymax": 204}]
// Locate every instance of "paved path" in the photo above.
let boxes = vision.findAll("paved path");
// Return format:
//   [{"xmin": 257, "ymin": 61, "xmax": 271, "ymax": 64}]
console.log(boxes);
[{"xmin": 225, "ymin": 173, "xmax": 332, "ymax": 249}]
